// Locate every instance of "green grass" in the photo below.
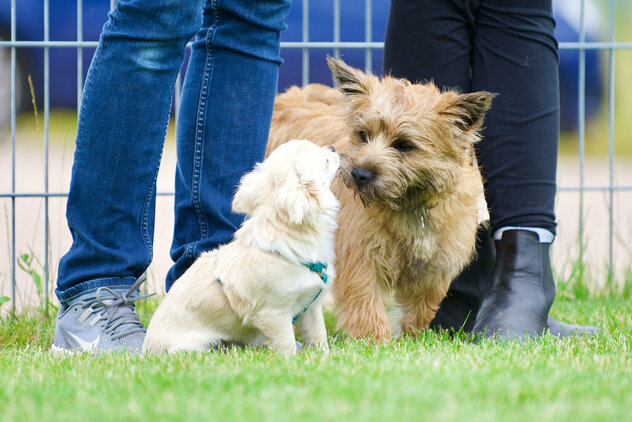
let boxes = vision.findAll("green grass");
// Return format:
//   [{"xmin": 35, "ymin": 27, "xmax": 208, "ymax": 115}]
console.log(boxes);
[{"xmin": 1, "ymin": 296, "xmax": 630, "ymax": 422}]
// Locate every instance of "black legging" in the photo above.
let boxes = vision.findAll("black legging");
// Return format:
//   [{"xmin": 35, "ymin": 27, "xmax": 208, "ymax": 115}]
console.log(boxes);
[{"xmin": 384, "ymin": 0, "xmax": 559, "ymax": 234}]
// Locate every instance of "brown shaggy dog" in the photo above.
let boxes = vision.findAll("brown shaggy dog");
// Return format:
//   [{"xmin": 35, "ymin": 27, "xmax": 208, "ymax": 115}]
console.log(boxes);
[{"xmin": 267, "ymin": 58, "xmax": 494, "ymax": 340}]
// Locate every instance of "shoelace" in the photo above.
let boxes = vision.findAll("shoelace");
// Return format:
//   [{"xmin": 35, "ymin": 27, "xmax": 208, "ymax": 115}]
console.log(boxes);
[{"xmin": 79, "ymin": 275, "xmax": 155, "ymax": 340}]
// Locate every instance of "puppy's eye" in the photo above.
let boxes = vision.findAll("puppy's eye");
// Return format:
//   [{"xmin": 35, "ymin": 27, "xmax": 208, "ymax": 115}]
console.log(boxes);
[
  {"xmin": 393, "ymin": 139, "xmax": 415, "ymax": 152},
  {"xmin": 358, "ymin": 131, "xmax": 369, "ymax": 144}
]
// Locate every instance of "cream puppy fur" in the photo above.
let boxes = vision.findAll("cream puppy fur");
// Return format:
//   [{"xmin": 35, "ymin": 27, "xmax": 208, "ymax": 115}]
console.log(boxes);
[{"xmin": 143, "ymin": 140, "xmax": 340, "ymax": 355}]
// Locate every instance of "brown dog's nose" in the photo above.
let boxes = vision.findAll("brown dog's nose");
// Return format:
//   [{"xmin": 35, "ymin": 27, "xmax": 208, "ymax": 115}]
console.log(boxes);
[
  {"xmin": 326, "ymin": 145, "xmax": 336, "ymax": 152},
  {"xmin": 351, "ymin": 167, "xmax": 374, "ymax": 187}
]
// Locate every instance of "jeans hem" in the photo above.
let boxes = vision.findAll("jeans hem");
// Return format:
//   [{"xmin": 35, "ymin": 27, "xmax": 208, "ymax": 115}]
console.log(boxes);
[{"xmin": 55, "ymin": 276, "xmax": 138, "ymax": 305}]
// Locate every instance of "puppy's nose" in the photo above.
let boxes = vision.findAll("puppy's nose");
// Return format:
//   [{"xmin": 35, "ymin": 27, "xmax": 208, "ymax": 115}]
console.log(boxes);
[
  {"xmin": 326, "ymin": 145, "xmax": 336, "ymax": 153},
  {"xmin": 351, "ymin": 167, "xmax": 375, "ymax": 187}
]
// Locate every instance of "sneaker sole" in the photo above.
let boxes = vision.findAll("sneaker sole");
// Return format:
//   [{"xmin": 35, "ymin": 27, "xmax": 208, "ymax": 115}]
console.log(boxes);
[
  {"xmin": 50, "ymin": 344, "xmax": 143, "ymax": 355},
  {"xmin": 50, "ymin": 344, "xmax": 83, "ymax": 355}
]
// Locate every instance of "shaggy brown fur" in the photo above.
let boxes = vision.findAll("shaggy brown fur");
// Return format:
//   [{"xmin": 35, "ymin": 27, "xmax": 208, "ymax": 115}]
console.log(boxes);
[{"xmin": 267, "ymin": 58, "xmax": 494, "ymax": 340}]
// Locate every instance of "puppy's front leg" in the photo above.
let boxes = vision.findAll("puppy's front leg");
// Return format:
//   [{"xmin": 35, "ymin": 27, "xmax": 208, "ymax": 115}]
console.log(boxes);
[
  {"xmin": 249, "ymin": 309, "xmax": 297, "ymax": 355},
  {"xmin": 295, "ymin": 304, "xmax": 329, "ymax": 352}
]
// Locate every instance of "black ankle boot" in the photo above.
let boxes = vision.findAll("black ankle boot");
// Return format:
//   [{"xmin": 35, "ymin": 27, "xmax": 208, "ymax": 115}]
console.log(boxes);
[
  {"xmin": 547, "ymin": 316, "xmax": 601, "ymax": 337},
  {"xmin": 471, "ymin": 230, "xmax": 551, "ymax": 340},
  {"xmin": 537, "ymin": 234, "xmax": 601, "ymax": 337},
  {"xmin": 431, "ymin": 227, "xmax": 601, "ymax": 338}
]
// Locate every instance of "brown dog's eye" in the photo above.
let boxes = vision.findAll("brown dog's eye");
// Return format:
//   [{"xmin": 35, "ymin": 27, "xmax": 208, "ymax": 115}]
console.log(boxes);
[
  {"xmin": 358, "ymin": 131, "xmax": 368, "ymax": 143},
  {"xmin": 393, "ymin": 139, "xmax": 414, "ymax": 152}
]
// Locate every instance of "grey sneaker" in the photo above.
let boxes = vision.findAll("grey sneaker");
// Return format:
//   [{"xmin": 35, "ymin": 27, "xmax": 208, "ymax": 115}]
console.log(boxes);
[{"xmin": 51, "ymin": 275, "xmax": 154, "ymax": 354}]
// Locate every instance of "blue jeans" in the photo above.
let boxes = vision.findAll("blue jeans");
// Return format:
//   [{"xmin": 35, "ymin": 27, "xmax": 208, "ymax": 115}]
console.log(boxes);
[{"xmin": 56, "ymin": 0, "xmax": 291, "ymax": 304}]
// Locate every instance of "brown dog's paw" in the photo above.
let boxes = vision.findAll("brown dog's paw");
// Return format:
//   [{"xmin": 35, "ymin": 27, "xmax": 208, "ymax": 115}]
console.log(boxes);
[{"xmin": 342, "ymin": 320, "xmax": 392, "ymax": 342}]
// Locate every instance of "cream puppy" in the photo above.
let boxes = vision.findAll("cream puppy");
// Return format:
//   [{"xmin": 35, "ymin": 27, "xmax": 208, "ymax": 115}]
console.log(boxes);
[{"xmin": 143, "ymin": 140, "xmax": 340, "ymax": 355}]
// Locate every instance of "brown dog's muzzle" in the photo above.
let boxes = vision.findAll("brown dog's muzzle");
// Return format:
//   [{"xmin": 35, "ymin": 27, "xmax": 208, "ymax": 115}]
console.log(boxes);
[{"xmin": 351, "ymin": 167, "xmax": 375, "ymax": 187}]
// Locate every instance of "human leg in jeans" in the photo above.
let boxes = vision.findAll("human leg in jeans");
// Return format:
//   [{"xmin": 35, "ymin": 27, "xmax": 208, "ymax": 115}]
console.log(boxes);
[
  {"xmin": 54, "ymin": 0, "xmax": 291, "ymax": 353},
  {"xmin": 168, "ymin": 0, "xmax": 291, "ymax": 290},
  {"xmin": 384, "ymin": 0, "xmax": 598, "ymax": 338}
]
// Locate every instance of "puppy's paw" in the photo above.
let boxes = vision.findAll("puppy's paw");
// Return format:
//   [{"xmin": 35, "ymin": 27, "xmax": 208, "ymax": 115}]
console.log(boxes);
[
  {"xmin": 303, "ymin": 338, "xmax": 329, "ymax": 354},
  {"xmin": 266, "ymin": 338, "xmax": 298, "ymax": 355}
]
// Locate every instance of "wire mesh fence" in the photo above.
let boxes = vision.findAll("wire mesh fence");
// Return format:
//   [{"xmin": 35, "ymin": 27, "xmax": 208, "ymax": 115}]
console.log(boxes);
[{"xmin": 1, "ymin": 0, "xmax": 631, "ymax": 314}]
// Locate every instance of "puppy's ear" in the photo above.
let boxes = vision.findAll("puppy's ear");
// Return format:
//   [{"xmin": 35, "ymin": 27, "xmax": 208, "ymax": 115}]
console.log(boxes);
[
  {"xmin": 327, "ymin": 57, "xmax": 370, "ymax": 97},
  {"xmin": 440, "ymin": 91, "xmax": 496, "ymax": 134},
  {"xmin": 277, "ymin": 168, "xmax": 317, "ymax": 225},
  {"xmin": 232, "ymin": 164, "xmax": 265, "ymax": 215}
]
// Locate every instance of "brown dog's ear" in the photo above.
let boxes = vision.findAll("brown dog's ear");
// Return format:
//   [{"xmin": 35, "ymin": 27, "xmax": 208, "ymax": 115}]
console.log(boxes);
[
  {"xmin": 327, "ymin": 57, "xmax": 370, "ymax": 97},
  {"xmin": 441, "ymin": 91, "xmax": 496, "ymax": 133}
]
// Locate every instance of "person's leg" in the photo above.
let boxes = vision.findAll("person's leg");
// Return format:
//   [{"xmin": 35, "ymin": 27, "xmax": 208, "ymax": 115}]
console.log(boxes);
[
  {"xmin": 167, "ymin": 0, "xmax": 291, "ymax": 290},
  {"xmin": 384, "ymin": 0, "xmax": 478, "ymax": 90},
  {"xmin": 384, "ymin": 0, "xmax": 486, "ymax": 330},
  {"xmin": 472, "ymin": 0, "xmax": 558, "ymax": 234},
  {"xmin": 470, "ymin": 0, "xmax": 597, "ymax": 339},
  {"xmin": 54, "ymin": 0, "xmax": 204, "ymax": 352}
]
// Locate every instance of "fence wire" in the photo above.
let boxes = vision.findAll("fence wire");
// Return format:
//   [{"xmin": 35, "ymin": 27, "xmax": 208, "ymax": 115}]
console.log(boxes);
[{"xmin": 1, "ymin": 0, "xmax": 630, "ymax": 313}]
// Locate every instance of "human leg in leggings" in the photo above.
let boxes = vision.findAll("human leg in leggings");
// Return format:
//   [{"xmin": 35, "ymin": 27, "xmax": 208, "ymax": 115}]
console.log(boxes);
[{"xmin": 384, "ymin": 0, "xmax": 598, "ymax": 338}]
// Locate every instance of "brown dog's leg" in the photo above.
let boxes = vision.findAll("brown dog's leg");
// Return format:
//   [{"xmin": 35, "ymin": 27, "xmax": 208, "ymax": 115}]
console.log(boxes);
[
  {"xmin": 394, "ymin": 280, "xmax": 450, "ymax": 336},
  {"xmin": 333, "ymin": 255, "xmax": 392, "ymax": 341}
]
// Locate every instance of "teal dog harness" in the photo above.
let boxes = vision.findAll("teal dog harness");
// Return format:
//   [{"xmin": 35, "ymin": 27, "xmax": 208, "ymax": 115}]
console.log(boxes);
[
  {"xmin": 292, "ymin": 261, "xmax": 328, "ymax": 323},
  {"xmin": 215, "ymin": 261, "xmax": 328, "ymax": 324}
]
